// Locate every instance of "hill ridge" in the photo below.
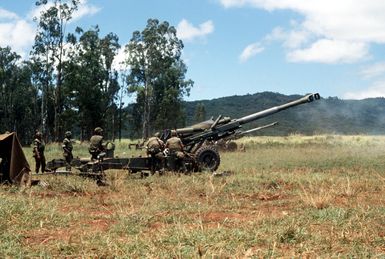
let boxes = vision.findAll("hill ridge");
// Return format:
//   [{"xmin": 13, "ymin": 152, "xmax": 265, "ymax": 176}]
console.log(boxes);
[{"xmin": 184, "ymin": 92, "xmax": 385, "ymax": 135}]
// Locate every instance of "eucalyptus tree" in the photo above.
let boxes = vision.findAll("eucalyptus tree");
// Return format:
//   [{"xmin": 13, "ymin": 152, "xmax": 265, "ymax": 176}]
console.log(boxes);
[
  {"xmin": 30, "ymin": 0, "xmax": 79, "ymax": 140},
  {"xmin": 63, "ymin": 27, "xmax": 121, "ymax": 140},
  {"xmin": 125, "ymin": 19, "xmax": 193, "ymax": 138}
]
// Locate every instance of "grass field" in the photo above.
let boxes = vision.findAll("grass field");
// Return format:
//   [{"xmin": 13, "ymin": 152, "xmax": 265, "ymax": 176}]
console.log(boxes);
[{"xmin": 1, "ymin": 135, "xmax": 385, "ymax": 257}]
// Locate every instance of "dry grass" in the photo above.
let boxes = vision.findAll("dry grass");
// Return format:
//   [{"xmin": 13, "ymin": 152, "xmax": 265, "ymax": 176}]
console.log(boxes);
[{"xmin": 1, "ymin": 135, "xmax": 385, "ymax": 257}]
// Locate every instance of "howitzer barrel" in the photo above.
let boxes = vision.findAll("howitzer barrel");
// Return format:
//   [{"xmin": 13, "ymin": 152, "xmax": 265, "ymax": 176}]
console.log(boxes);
[{"xmin": 237, "ymin": 93, "xmax": 320, "ymax": 125}]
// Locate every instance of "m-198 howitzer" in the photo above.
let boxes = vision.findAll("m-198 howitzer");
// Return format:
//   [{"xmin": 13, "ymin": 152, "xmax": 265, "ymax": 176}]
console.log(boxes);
[{"xmin": 128, "ymin": 93, "xmax": 320, "ymax": 172}]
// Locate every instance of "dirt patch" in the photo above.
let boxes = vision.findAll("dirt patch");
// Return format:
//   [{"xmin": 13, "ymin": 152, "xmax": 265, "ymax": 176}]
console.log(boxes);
[
  {"xmin": 59, "ymin": 204, "xmax": 114, "ymax": 217},
  {"xmin": 80, "ymin": 218, "xmax": 112, "ymax": 231},
  {"xmin": 24, "ymin": 217, "xmax": 114, "ymax": 247},
  {"xmin": 202, "ymin": 212, "xmax": 250, "ymax": 223},
  {"xmin": 31, "ymin": 190, "xmax": 92, "ymax": 199},
  {"xmin": 24, "ymin": 228, "xmax": 74, "ymax": 246}
]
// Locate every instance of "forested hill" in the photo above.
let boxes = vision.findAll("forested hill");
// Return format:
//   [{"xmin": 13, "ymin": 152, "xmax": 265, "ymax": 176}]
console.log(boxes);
[{"xmin": 184, "ymin": 92, "xmax": 385, "ymax": 135}]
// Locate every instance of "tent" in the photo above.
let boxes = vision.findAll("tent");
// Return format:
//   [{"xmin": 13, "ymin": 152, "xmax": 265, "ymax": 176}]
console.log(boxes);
[{"xmin": 0, "ymin": 132, "xmax": 31, "ymax": 186}]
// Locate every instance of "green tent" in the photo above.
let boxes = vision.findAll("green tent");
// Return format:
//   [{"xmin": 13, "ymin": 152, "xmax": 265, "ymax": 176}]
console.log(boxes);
[{"xmin": 0, "ymin": 132, "xmax": 31, "ymax": 186}]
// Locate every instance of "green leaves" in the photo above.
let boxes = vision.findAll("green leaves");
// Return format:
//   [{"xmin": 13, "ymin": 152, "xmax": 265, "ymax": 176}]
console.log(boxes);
[{"xmin": 125, "ymin": 19, "xmax": 194, "ymax": 137}]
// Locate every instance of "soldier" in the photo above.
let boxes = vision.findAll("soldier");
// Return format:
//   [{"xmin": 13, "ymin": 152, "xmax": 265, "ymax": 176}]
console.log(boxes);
[
  {"xmin": 165, "ymin": 131, "xmax": 186, "ymax": 172},
  {"xmin": 145, "ymin": 133, "xmax": 165, "ymax": 173},
  {"xmin": 62, "ymin": 131, "xmax": 73, "ymax": 169},
  {"xmin": 89, "ymin": 127, "xmax": 105, "ymax": 160},
  {"xmin": 33, "ymin": 131, "xmax": 47, "ymax": 174}
]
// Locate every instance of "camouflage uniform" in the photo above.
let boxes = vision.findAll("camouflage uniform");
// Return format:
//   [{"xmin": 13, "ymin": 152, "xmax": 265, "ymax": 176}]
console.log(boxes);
[
  {"xmin": 146, "ymin": 136, "xmax": 165, "ymax": 173},
  {"xmin": 33, "ymin": 132, "xmax": 46, "ymax": 173},
  {"xmin": 165, "ymin": 135, "xmax": 186, "ymax": 172},
  {"xmin": 89, "ymin": 127, "xmax": 105, "ymax": 160},
  {"xmin": 146, "ymin": 137, "xmax": 165, "ymax": 157},
  {"xmin": 62, "ymin": 131, "xmax": 73, "ymax": 167}
]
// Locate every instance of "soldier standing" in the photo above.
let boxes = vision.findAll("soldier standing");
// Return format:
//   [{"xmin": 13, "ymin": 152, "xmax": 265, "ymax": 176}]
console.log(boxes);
[
  {"xmin": 62, "ymin": 131, "xmax": 73, "ymax": 169},
  {"xmin": 33, "ymin": 131, "xmax": 47, "ymax": 174},
  {"xmin": 89, "ymin": 127, "xmax": 105, "ymax": 160},
  {"xmin": 145, "ymin": 133, "xmax": 165, "ymax": 173},
  {"xmin": 165, "ymin": 131, "xmax": 186, "ymax": 172}
]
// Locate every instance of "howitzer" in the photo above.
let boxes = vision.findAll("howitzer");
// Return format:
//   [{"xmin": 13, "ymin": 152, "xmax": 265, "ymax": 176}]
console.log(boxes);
[
  {"xmin": 145, "ymin": 92, "xmax": 320, "ymax": 172},
  {"xmin": 162, "ymin": 93, "xmax": 319, "ymax": 151}
]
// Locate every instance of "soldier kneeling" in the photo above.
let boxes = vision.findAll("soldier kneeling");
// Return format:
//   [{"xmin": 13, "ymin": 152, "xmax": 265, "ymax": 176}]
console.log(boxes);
[
  {"xmin": 165, "ymin": 131, "xmax": 186, "ymax": 172},
  {"xmin": 89, "ymin": 127, "xmax": 105, "ymax": 160},
  {"xmin": 145, "ymin": 133, "xmax": 165, "ymax": 174}
]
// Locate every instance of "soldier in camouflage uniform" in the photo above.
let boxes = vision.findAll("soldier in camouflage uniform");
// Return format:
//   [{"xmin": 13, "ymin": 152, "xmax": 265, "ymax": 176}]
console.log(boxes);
[
  {"xmin": 62, "ymin": 131, "xmax": 73, "ymax": 169},
  {"xmin": 145, "ymin": 133, "xmax": 165, "ymax": 173},
  {"xmin": 89, "ymin": 127, "xmax": 105, "ymax": 160},
  {"xmin": 165, "ymin": 131, "xmax": 186, "ymax": 172},
  {"xmin": 33, "ymin": 131, "xmax": 47, "ymax": 174}
]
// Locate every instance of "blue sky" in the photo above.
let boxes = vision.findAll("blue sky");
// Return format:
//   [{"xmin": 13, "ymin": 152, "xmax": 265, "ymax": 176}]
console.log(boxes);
[{"xmin": 1, "ymin": 0, "xmax": 385, "ymax": 101}]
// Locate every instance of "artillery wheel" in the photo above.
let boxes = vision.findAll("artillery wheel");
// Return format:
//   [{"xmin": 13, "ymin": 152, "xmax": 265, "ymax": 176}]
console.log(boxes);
[
  {"xmin": 226, "ymin": 141, "xmax": 238, "ymax": 152},
  {"xmin": 195, "ymin": 146, "xmax": 220, "ymax": 172}
]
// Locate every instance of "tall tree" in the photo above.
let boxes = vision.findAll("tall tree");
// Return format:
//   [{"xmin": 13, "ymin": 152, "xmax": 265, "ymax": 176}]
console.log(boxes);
[
  {"xmin": 31, "ymin": 0, "xmax": 79, "ymax": 140},
  {"xmin": 63, "ymin": 27, "xmax": 121, "ymax": 140},
  {"xmin": 125, "ymin": 18, "xmax": 193, "ymax": 138}
]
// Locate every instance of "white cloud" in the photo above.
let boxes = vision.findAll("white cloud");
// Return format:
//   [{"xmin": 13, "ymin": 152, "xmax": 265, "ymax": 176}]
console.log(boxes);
[
  {"xmin": 220, "ymin": 0, "xmax": 385, "ymax": 63},
  {"xmin": 177, "ymin": 19, "xmax": 214, "ymax": 42},
  {"xmin": 0, "ymin": 8, "xmax": 19, "ymax": 20},
  {"xmin": 239, "ymin": 42, "xmax": 264, "ymax": 62},
  {"xmin": 72, "ymin": 0, "xmax": 101, "ymax": 22},
  {"xmin": 29, "ymin": 0, "xmax": 100, "ymax": 22},
  {"xmin": 112, "ymin": 47, "xmax": 129, "ymax": 72},
  {"xmin": 0, "ymin": 0, "xmax": 100, "ymax": 59},
  {"xmin": 287, "ymin": 39, "xmax": 369, "ymax": 64},
  {"xmin": 264, "ymin": 26, "xmax": 310, "ymax": 49},
  {"xmin": 360, "ymin": 62, "xmax": 385, "ymax": 79},
  {"xmin": 0, "ymin": 20, "xmax": 35, "ymax": 56},
  {"xmin": 343, "ymin": 80, "xmax": 385, "ymax": 99}
]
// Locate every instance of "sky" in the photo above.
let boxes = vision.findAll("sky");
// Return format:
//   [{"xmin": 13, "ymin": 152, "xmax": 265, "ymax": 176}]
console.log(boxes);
[{"xmin": 1, "ymin": 0, "xmax": 385, "ymax": 101}]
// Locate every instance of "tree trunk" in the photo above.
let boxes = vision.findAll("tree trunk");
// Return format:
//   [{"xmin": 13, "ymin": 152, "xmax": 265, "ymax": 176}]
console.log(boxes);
[{"xmin": 142, "ymin": 81, "xmax": 151, "ymax": 139}]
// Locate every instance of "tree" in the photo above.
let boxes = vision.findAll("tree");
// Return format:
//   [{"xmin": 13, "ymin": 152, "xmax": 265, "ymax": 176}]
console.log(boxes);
[
  {"xmin": 0, "ymin": 47, "xmax": 39, "ymax": 144},
  {"xmin": 194, "ymin": 103, "xmax": 206, "ymax": 123},
  {"xmin": 31, "ymin": 0, "xmax": 79, "ymax": 140},
  {"xmin": 63, "ymin": 26, "xmax": 121, "ymax": 140},
  {"xmin": 125, "ymin": 19, "xmax": 193, "ymax": 138}
]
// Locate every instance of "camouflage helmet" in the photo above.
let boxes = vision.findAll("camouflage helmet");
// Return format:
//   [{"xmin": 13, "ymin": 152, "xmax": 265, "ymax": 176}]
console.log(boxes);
[
  {"xmin": 65, "ymin": 131, "xmax": 72, "ymax": 138},
  {"xmin": 94, "ymin": 127, "xmax": 103, "ymax": 135},
  {"xmin": 154, "ymin": 132, "xmax": 161, "ymax": 138}
]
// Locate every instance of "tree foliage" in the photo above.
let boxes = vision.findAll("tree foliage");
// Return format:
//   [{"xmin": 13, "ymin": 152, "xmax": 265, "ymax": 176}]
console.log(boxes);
[
  {"xmin": 62, "ymin": 27, "xmax": 121, "ymax": 140},
  {"xmin": 125, "ymin": 19, "xmax": 193, "ymax": 138},
  {"xmin": 31, "ymin": 0, "xmax": 79, "ymax": 140},
  {"xmin": 0, "ymin": 47, "xmax": 39, "ymax": 144},
  {"xmin": 1, "ymin": 17, "xmax": 194, "ymax": 143}
]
